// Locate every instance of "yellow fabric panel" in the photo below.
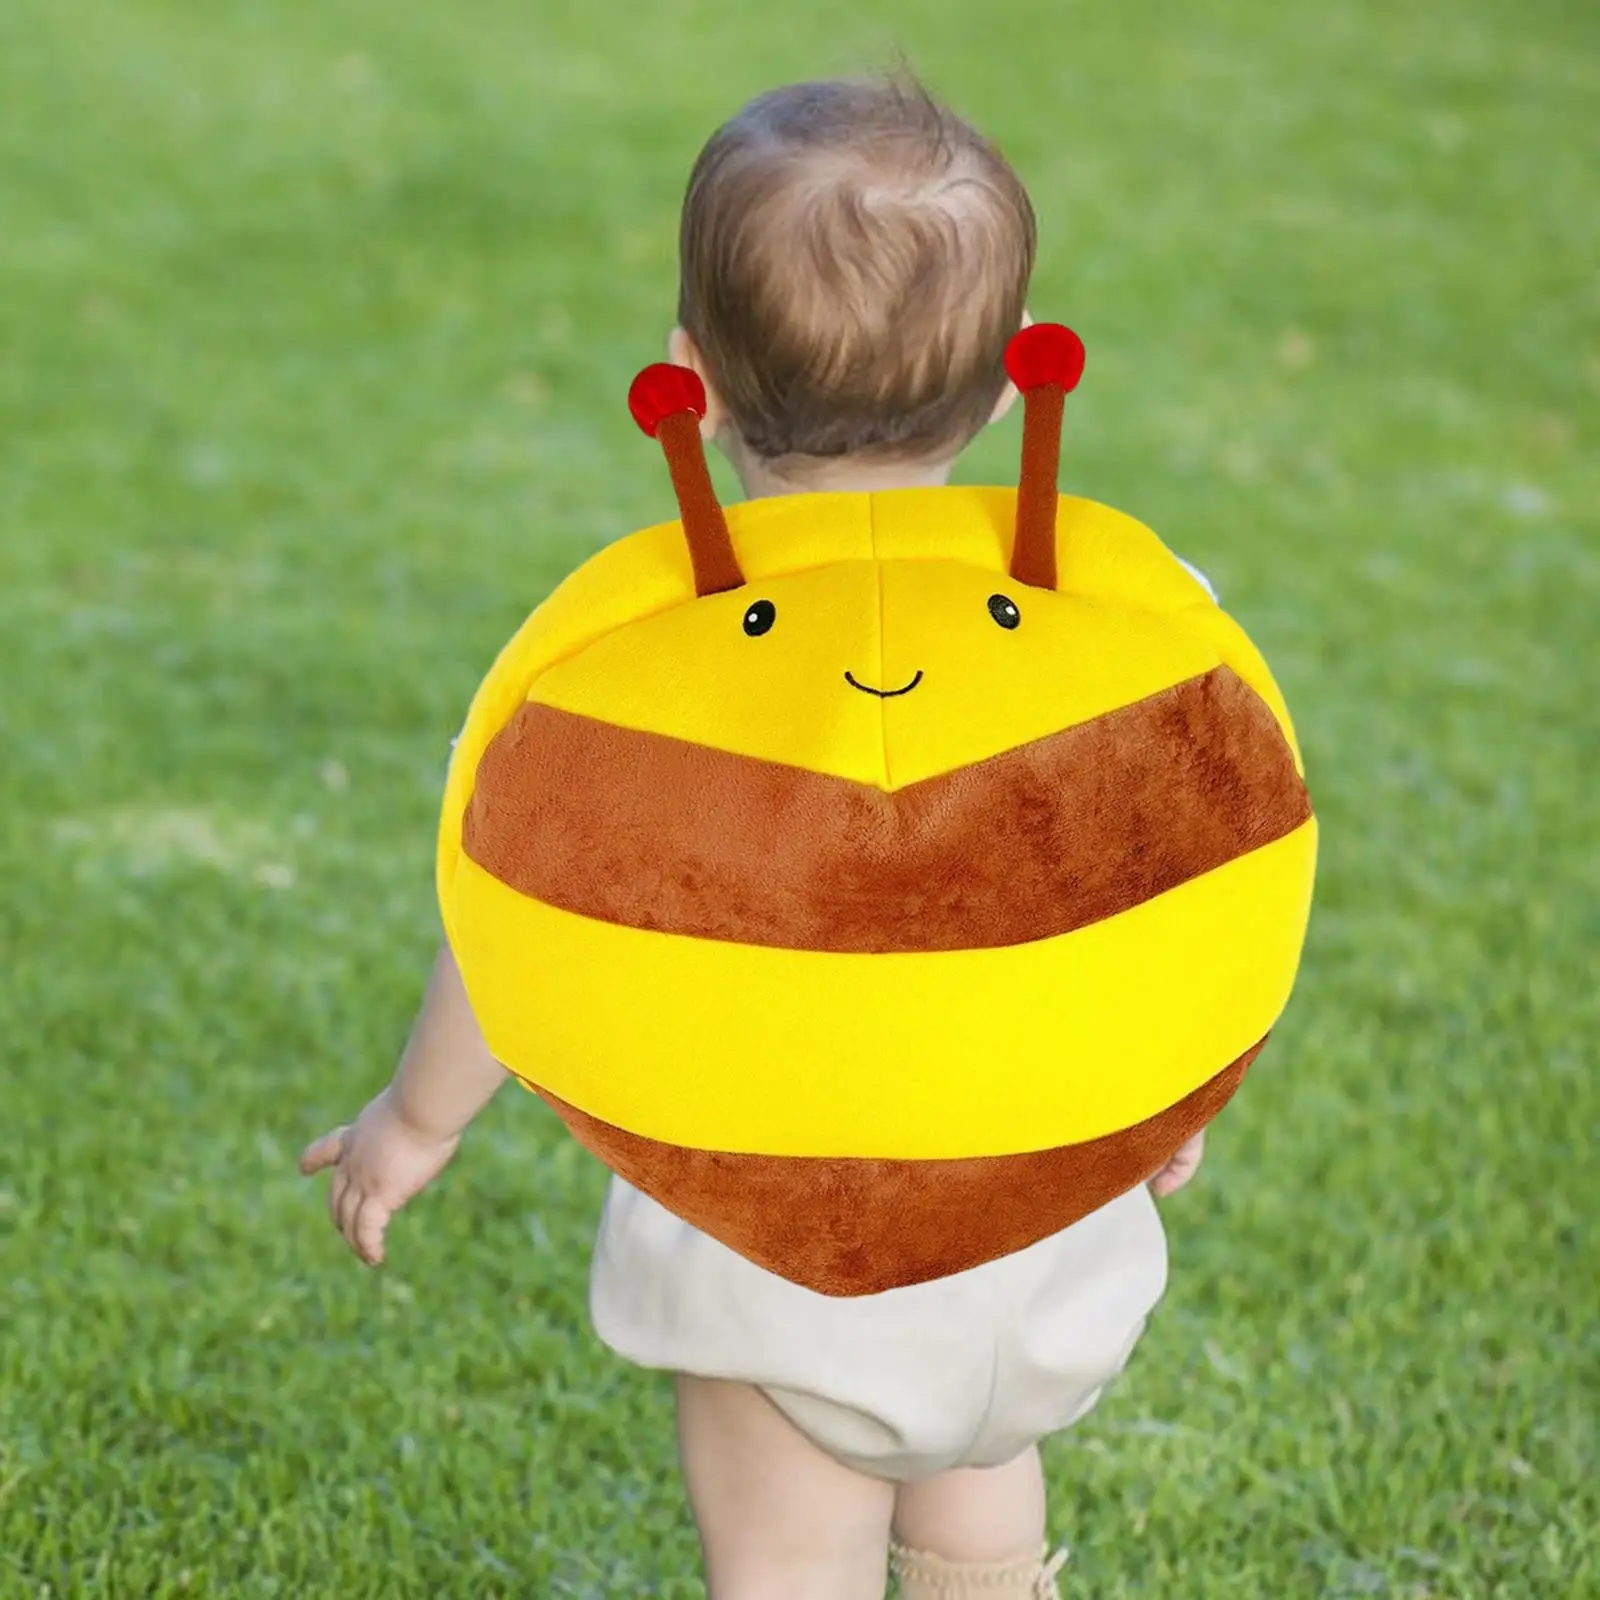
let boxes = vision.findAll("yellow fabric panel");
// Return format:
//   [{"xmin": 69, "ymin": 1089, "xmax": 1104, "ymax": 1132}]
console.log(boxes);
[
  {"xmin": 499, "ymin": 487, "xmax": 1209, "ymax": 711},
  {"xmin": 529, "ymin": 556, "xmax": 1220, "ymax": 791},
  {"xmin": 510, "ymin": 493, "xmax": 874, "ymax": 687},
  {"xmin": 511, "ymin": 488, "xmax": 1231, "ymax": 790},
  {"xmin": 871, "ymin": 485, "xmax": 1302, "ymax": 775},
  {"xmin": 447, "ymin": 817, "xmax": 1316, "ymax": 1161},
  {"xmin": 875, "ymin": 560, "xmax": 1221, "ymax": 788},
  {"xmin": 530, "ymin": 560, "xmax": 893, "ymax": 787},
  {"xmin": 865, "ymin": 485, "xmax": 1008, "ymax": 566},
  {"xmin": 868, "ymin": 488, "xmax": 1218, "ymax": 614},
  {"xmin": 1051, "ymin": 494, "xmax": 1221, "ymax": 612}
]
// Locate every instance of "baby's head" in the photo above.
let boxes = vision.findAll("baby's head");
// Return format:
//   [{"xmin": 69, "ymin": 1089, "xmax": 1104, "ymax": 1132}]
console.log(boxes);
[{"xmin": 669, "ymin": 74, "xmax": 1036, "ymax": 493}]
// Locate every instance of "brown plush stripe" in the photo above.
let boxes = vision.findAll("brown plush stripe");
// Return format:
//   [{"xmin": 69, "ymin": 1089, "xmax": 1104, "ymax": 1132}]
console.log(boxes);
[
  {"xmin": 463, "ymin": 666, "xmax": 1310, "ymax": 953},
  {"xmin": 530, "ymin": 1040, "xmax": 1261, "ymax": 1296}
]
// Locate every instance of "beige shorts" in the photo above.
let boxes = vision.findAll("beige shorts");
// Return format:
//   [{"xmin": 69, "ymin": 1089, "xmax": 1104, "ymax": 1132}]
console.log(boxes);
[{"xmin": 588, "ymin": 1175, "xmax": 1168, "ymax": 1482}]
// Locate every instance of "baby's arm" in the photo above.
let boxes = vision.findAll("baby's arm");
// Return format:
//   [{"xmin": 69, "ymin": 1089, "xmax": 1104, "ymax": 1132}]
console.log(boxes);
[
  {"xmin": 1148, "ymin": 1130, "xmax": 1205, "ymax": 1197},
  {"xmin": 299, "ymin": 941, "xmax": 507, "ymax": 1265}
]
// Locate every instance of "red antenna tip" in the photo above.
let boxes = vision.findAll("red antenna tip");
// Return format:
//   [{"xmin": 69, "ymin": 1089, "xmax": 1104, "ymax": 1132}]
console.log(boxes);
[
  {"xmin": 628, "ymin": 363, "xmax": 708, "ymax": 438},
  {"xmin": 1004, "ymin": 323, "xmax": 1086, "ymax": 394}
]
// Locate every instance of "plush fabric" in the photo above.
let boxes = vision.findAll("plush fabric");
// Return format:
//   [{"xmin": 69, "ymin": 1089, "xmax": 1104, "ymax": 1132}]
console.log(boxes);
[
  {"xmin": 453, "ymin": 823, "xmax": 1313, "ymax": 1161},
  {"xmin": 435, "ymin": 357, "xmax": 1315, "ymax": 1294},
  {"xmin": 532, "ymin": 1042, "xmax": 1259, "ymax": 1297},
  {"xmin": 463, "ymin": 665, "xmax": 1310, "ymax": 953}
]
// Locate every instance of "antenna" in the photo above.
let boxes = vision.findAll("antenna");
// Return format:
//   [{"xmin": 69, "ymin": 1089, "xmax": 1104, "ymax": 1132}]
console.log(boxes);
[
  {"xmin": 1003, "ymin": 323, "xmax": 1086, "ymax": 589},
  {"xmin": 628, "ymin": 364, "xmax": 745, "ymax": 596}
]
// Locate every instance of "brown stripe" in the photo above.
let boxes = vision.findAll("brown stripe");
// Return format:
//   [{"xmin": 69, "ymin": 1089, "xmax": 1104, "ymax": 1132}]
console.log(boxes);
[
  {"xmin": 463, "ymin": 666, "xmax": 1310, "ymax": 953},
  {"xmin": 531, "ymin": 1041, "xmax": 1261, "ymax": 1296}
]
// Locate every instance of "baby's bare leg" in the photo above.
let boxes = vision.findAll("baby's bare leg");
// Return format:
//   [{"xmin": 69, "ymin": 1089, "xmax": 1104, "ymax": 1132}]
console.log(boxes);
[
  {"xmin": 675, "ymin": 1374, "xmax": 896, "ymax": 1600},
  {"xmin": 891, "ymin": 1445, "xmax": 1046, "ymax": 1557},
  {"xmin": 890, "ymin": 1448, "xmax": 1060, "ymax": 1598}
]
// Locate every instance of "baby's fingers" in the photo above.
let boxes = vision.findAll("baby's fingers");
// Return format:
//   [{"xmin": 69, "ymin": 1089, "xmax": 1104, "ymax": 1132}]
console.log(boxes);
[
  {"xmin": 299, "ymin": 1127, "xmax": 348, "ymax": 1176},
  {"xmin": 352, "ymin": 1195, "xmax": 391, "ymax": 1267},
  {"xmin": 334, "ymin": 1169, "xmax": 363, "ymax": 1242}
]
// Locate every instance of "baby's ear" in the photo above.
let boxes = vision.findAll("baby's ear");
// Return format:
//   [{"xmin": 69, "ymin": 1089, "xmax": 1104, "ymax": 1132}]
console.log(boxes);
[
  {"xmin": 667, "ymin": 327, "xmax": 724, "ymax": 442},
  {"xmin": 987, "ymin": 310, "xmax": 1034, "ymax": 425}
]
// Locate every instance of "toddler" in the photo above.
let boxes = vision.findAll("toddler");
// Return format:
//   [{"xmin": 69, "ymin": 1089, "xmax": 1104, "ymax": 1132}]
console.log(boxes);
[{"xmin": 302, "ymin": 74, "xmax": 1208, "ymax": 1600}]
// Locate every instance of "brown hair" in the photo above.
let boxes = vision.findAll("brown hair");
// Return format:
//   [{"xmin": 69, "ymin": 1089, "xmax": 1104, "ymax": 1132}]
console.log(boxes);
[{"xmin": 678, "ymin": 74, "xmax": 1036, "ymax": 465}]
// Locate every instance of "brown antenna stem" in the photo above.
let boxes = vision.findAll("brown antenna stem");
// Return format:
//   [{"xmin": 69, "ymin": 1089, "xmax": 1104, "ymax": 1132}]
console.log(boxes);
[
  {"xmin": 628, "ymin": 362, "xmax": 745, "ymax": 597},
  {"xmin": 655, "ymin": 409, "xmax": 744, "ymax": 596},
  {"xmin": 1013, "ymin": 382, "xmax": 1065, "ymax": 589}
]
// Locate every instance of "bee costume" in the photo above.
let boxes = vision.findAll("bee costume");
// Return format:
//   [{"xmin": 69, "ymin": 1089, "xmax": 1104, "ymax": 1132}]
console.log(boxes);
[{"xmin": 438, "ymin": 323, "xmax": 1315, "ymax": 1480}]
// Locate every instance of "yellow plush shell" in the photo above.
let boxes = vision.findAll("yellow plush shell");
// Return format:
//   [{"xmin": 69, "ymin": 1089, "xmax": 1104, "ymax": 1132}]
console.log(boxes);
[{"xmin": 438, "ymin": 486, "xmax": 1316, "ymax": 1294}]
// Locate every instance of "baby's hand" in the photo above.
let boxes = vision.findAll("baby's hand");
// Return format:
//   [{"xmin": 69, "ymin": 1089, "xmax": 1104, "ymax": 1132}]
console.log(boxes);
[
  {"xmin": 299, "ymin": 1088, "xmax": 460, "ymax": 1266},
  {"xmin": 1148, "ymin": 1130, "xmax": 1205, "ymax": 1198}
]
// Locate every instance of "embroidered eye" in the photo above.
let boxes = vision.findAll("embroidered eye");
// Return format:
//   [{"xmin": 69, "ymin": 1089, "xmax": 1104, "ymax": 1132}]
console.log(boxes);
[
  {"xmin": 743, "ymin": 599, "xmax": 776, "ymax": 637},
  {"xmin": 987, "ymin": 594, "xmax": 1021, "ymax": 630}
]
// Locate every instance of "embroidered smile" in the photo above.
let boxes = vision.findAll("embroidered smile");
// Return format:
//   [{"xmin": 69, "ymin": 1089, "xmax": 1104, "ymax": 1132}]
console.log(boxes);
[{"xmin": 844, "ymin": 669, "xmax": 924, "ymax": 698}]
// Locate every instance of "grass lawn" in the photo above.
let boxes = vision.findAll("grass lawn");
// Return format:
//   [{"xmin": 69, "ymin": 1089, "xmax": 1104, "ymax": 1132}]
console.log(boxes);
[{"xmin": 1, "ymin": 0, "xmax": 1595, "ymax": 1595}]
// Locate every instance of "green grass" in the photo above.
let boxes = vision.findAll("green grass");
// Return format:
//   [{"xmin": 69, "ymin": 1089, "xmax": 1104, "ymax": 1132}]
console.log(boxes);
[{"xmin": 1, "ymin": 0, "xmax": 1595, "ymax": 1594}]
